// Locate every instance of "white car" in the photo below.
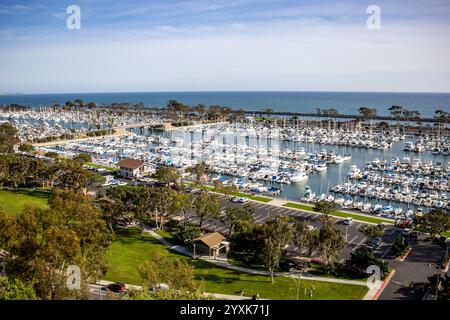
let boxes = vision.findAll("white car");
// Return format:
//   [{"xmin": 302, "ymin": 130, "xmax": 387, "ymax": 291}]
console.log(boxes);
[
  {"xmin": 237, "ymin": 197, "xmax": 249, "ymax": 203},
  {"xmin": 232, "ymin": 197, "xmax": 248, "ymax": 203},
  {"xmin": 343, "ymin": 217, "xmax": 353, "ymax": 225},
  {"xmin": 307, "ymin": 225, "xmax": 315, "ymax": 231}
]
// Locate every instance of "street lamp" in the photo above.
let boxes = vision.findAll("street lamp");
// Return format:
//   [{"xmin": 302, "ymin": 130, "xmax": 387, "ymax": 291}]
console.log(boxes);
[{"xmin": 296, "ymin": 266, "xmax": 307, "ymax": 300}]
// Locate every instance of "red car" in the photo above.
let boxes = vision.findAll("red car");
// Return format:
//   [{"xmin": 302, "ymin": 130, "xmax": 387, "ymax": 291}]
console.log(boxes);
[{"xmin": 106, "ymin": 282, "xmax": 126, "ymax": 293}]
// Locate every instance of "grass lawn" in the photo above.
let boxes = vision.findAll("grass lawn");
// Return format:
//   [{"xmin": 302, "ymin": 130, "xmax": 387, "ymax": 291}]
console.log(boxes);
[
  {"xmin": 85, "ymin": 162, "xmax": 117, "ymax": 172},
  {"xmin": 200, "ymin": 185, "xmax": 272, "ymax": 203},
  {"xmin": 0, "ymin": 189, "xmax": 50, "ymax": 214},
  {"xmin": 155, "ymin": 229, "xmax": 178, "ymax": 244},
  {"xmin": 105, "ymin": 228, "xmax": 368, "ymax": 300},
  {"xmin": 283, "ymin": 202, "xmax": 394, "ymax": 225}
]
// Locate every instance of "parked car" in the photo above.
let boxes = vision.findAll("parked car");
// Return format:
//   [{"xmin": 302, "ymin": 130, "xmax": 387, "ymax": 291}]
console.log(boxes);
[
  {"xmin": 401, "ymin": 228, "xmax": 412, "ymax": 237},
  {"xmin": 106, "ymin": 282, "xmax": 126, "ymax": 293},
  {"xmin": 371, "ymin": 237, "xmax": 383, "ymax": 247},
  {"xmin": 307, "ymin": 225, "xmax": 316, "ymax": 231},
  {"xmin": 232, "ymin": 197, "xmax": 248, "ymax": 203},
  {"xmin": 343, "ymin": 217, "xmax": 353, "ymax": 225}
]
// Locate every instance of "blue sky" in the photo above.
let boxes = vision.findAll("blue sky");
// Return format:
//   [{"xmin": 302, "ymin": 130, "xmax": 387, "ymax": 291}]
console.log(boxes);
[{"xmin": 0, "ymin": 0, "xmax": 450, "ymax": 93}]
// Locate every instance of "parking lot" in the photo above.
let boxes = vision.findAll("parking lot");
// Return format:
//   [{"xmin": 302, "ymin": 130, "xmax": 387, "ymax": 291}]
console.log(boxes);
[{"xmin": 191, "ymin": 195, "xmax": 399, "ymax": 261}]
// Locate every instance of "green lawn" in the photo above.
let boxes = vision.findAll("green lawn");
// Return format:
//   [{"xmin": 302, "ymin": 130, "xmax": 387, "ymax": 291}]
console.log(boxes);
[
  {"xmin": 105, "ymin": 228, "xmax": 368, "ymax": 300},
  {"xmin": 0, "ymin": 189, "xmax": 50, "ymax": 214},
  {"xmin": 85, "ymin": 162, "xmax": 117, "ymax": 171},
  {"xmin": 283, "ymin": 202, "xmax": 394, "ymax": 224},
  {"xmin": 200, "ymin": 185, "xmax": 272, "ymax": 203}
]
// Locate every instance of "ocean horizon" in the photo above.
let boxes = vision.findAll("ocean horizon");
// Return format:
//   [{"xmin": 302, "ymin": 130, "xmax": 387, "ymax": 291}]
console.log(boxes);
[{"xmin": 1, "ymin": 91, "xmax": 449, "ymax": 117}]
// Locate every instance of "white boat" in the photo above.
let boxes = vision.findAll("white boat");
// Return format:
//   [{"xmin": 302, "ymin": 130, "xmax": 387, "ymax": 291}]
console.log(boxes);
[
  {"xmin": 342, "ymin": 154, "xmax": 352, "ymax": 161},
  {"xmin": 290, "ymin": 172, "xmax": 308, "ymax": 183},
  {"xmin": 334, "ymin": 155, "xmax": 344, "ymax": 164},
  {"xmin": 315, "ymin": 162, "xmax": 327, "ymax": 172}
]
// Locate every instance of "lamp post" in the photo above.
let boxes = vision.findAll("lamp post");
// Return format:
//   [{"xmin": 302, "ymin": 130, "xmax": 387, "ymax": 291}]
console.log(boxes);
[{"xmin": 296, "ymin": 266, "xmax": 307, "ymax": 300}]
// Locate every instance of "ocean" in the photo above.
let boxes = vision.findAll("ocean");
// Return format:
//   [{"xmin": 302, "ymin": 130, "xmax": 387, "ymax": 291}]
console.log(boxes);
[{"xmin": 1, "ymin": 91, "xmax": 449, "ymax": 117}]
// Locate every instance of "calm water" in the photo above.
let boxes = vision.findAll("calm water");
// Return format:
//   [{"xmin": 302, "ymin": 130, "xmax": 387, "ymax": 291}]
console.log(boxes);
[{"xmin": 1, "ymin": 91, "xmax": 449, "ymax": 117}]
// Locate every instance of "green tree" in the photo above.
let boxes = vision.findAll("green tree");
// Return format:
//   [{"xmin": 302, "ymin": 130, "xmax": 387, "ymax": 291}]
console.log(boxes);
[
  {"xmin": 18, "ymin": 143, "xmax": 35, "ymax": 153},
  {"xmin": 61, "ymin": 160, "xmax": 105, "ymax": 194},
  {"xmin": 0, "ymin": 122, "xmax": 18, "ymax": 154},
  {"xmin": 359, "ymin": 225, "xmax": 382, "ymax": 239},
  {"xmin": 358, "ymin": 107, "xmax": 378, "ymax": 122},
  {"xmin": 391, "ymin": 235, "xmax": 408, "ymax": 257},
  {"xmin": 314, "ymin": 200, "xmax": 337, "ymax": 216},
  {"xmin": 317, "ymin": 220, "xmax": 346, "ymax": 268},
  {"xmin": 0, "ymin": 190, "xmax": 112, "ymax": 300},
  {"xmin": 223, "ymin": 205, "xmax": 255, "ymax": 236},
  {"xmin": 260, "ymin": 216, "xmax": 293, "ymax": 283},
  {"xmin": 172, "ymin": 191, "xmax": 195, "ymax": 228},
  {"xmin": 173, "ymin": 223, "xmax": 201, "ymax": 244},
  {"xmin": 153, "ymin": 165, "xmax": 181, "ymax": 185},
  {"xmin": 389, "ymin": 105, "xmax": 403, "ymax": 124},
  {"xmin": 345, "ymin": 247, "xmax": 389, "ymax": 279},
  {"xmin": 0, "ymin": 277, "xmax": 37, "ymax": 300},
  {"xmin": 73, "ymin": 153, "xmax": 92, "ymax": 164},
  {"xmin": 421, "ymin": 209, "xmax": 450, "ymax": 239},
  {"xmin": 293, "ymin": 220, "xmax": 315, "ymax": 255},
  {"xmin": 194, "ymin": 191, "xmax": 220, "ymax": 227},
  {"xmin": 148, "ymin": 187, "xmax": 175, "ymax": 230},
  {"xmin": 186, "ymin": 161, "xmax": 209, "ymax": 186}
]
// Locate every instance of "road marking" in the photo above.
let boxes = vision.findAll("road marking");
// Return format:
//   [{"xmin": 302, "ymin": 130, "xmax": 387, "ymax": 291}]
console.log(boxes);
[
  {"xmin": 347, "ymin": 236, "xmax": 358, "ymax": 245},
  {"xmin": 202, "ymin": 223, "xmax": 211, "ymax": 228},
  {"xmin": 352, "ymin": 238, "xmax": 367, "ymax": 251},
  {"xmin": 304, "ymin": 213, "xmax": 312, "ymax": 219},
  {"xmin": 256, "ymin": 216, "xmax": 266, "ymax": 223}
]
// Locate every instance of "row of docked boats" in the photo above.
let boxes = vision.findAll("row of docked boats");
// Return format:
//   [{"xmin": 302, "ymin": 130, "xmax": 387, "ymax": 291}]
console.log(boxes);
[
  {"xmin": 330, "ymin": 181, "xmax": 449, "ymax": 210},
  {"xmin": 404, "ymin": 138, "xmax": 450, "ymax": 155},
  {"xmin": 302, "ymin": 186, "xmax": 421, "ymax": 219}
]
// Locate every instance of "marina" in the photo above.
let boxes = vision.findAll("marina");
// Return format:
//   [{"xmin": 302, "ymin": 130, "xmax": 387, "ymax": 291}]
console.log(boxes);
[{"xmin": 33, "ymin": 120, "xmax": 450, "ymax": 219}]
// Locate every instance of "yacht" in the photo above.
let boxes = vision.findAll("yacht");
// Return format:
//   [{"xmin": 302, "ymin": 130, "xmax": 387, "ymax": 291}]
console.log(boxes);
[
  {"xmin": 342, "ymin": 154, "xmax": 352, "ymax": 161},
  {"xmin": 315, "ymin": 162, "xmax": 327, "ymax": 172},
  {"xmin": 290, "ymin": 172, "xmax": 308, "ymax": 183}
]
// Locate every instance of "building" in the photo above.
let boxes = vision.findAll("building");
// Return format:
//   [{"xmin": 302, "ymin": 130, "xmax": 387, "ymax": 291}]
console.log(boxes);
[
  {"xmin": 192, "ymin": 232, "xmax": 230, "ymax": 259},
  {"xmin": 117, "ymin": 158, "xmax": 150, "ymax": 179}
]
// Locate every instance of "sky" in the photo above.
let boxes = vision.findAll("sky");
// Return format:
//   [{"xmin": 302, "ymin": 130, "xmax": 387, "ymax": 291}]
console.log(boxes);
[{"xmin": 0, "ymin": 0, "xmax": 449, "ymax": 94}]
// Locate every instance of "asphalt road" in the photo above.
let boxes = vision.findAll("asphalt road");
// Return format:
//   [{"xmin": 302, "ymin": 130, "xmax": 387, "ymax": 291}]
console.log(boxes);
[{"xmin": 378, "ymin": 240, "xmax": 449, "ymax": 300}]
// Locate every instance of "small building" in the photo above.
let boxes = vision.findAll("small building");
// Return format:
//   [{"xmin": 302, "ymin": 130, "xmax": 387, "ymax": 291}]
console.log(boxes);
[
  {"xmin": 117, "ymin": 158, "xmax": 150, "ymax": 179},
  {"xmin": 192, "ymin": 232, "xmax": 230, "ymax": 259}
]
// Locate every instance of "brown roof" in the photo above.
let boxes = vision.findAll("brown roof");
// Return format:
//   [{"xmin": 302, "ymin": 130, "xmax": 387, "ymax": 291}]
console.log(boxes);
[
  {"xmin": 118, "ymin": 158, "xmax": 144, "ymax": 169},
  {"xmin": 193, "ymin": 232, "xmax": 225, "ymax": 248}
]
